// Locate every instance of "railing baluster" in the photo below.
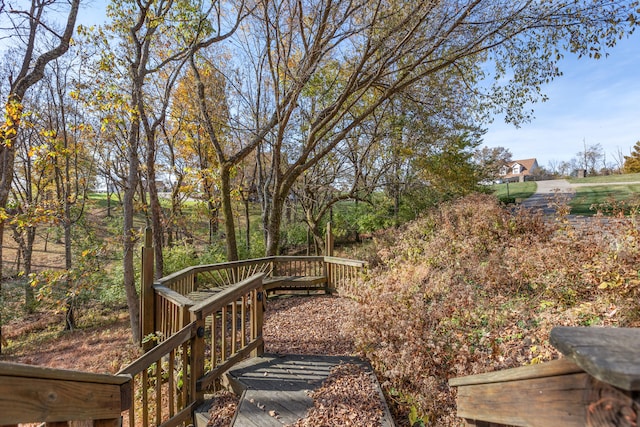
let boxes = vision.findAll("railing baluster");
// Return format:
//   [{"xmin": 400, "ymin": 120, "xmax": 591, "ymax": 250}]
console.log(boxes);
[
  {"xmin": 129, "ymin": 378, "xmax": 135, "ymax": 427},
  {"xmin": 241, "ymin": 295, "xmax": 247, "ymax": 348},
  {"xmin": 169, "ymin": 350, "xmax": 175, "ymax": 418},
  {"xmin": 212, "ymin": 312, "xmax": 218, "ymax": 368},
  {"xmin": 142, "ymin": 369, "xmax": 149, "ymax": 427},
  {"xmin": 232, "ymin": 300, "xmax": 238, "ymax": 355},
  {"xmin": 181, "ymin": 340, "xmax": 189, "ymax": 409},
  {"xmin": 221, "ymin": 306, "xmax": 228, "ymax": 362},
  {"xmin": 250, "ymin": 289, "xmax": 257, "ymax": 342},
  {"xmin": 155, "ymin": 360, "xmax": 162, "ymax": 425}
]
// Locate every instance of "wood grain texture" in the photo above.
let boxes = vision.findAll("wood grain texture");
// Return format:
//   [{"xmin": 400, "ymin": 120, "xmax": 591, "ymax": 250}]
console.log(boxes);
[
  {"xmin": 550, "ymin": 326, "xmax": 640, "ymax": 391},
  {"xmin": 0, "ymin": 376, "xmax": 122, "ymax": 424},
  {"xmin": 456, "ymin": 372, "xmax": 592, "ymax": 427},
  {"xmin": 0, "ymin": 362, "xmax": 129, "ymax": 385},
  {"xmin": 449, "ymin": 358, "xmax": 582, "ymax": 387}
]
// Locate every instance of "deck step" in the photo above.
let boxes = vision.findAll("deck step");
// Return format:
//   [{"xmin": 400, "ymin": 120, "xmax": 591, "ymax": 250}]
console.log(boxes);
[
  {"xmin": 194, "ymin": 399, "xmax": 213, "ymax": 427},
  {"xmin": 225, "ymin": 354, "xmax": 395, "ymax": 426}
]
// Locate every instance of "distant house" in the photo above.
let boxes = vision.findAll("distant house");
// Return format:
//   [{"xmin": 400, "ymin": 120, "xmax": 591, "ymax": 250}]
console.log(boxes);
[{"xmin": 499, "ymin": 158, "xmax": 538, "ymax": 182}]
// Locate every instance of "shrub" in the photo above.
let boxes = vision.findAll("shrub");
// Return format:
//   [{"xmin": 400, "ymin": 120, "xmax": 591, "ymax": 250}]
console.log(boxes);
[{"xmin": 341, "ymin": 194, "xmax": 640, "ymax": 426}]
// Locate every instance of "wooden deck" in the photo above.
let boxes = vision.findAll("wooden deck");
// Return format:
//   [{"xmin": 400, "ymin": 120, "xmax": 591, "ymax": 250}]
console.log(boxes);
[{"xmin": 224, "ymin": 354, "xmax": 395, "ymax": 427}]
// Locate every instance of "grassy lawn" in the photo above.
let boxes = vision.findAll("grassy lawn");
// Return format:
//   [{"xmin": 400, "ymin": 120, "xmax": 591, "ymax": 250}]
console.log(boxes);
[
  {"xmin": 570, "ymin": 184, "xmax": 640, "ymax": 215},
  {"xmin": 567, "ymin": 172, "xmax": 640, "ymax": 184},
  {"xmin": 566, "ymin": 173, "xmax": 640, "ymax": 215},
  {"xmin": 492, "ymin": 181, "xmax": 536, "ymax": 201}
]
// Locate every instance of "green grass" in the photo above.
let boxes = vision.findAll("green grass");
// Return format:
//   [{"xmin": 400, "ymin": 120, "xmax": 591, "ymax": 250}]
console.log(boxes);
[
  {"xmin": 87, "ymin": 192, "xmax": 115, "ymax": 208},
  {"xmin": 567, "ymin": 172, "xmax": 640, "ymax": 184},
  {"xmin": 570, "ymin": 184, "xmax": 640, "ymax": 215},
  {"xmin": 492, "ymin": 181, "xmax": 536, "ymax": 201}
]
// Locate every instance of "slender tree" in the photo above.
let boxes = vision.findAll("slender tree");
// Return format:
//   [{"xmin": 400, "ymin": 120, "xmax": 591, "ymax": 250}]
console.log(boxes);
[
  {"xmin": 0, "ymin": 0, "xmax": 80, "ymax": 354},
  {"xmin": 100, "ymin": 0, "xmax": 247, "ymax": 342}
]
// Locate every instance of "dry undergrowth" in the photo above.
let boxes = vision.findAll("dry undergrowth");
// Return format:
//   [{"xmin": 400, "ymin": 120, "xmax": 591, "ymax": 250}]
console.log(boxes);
[{"xmin": 340, "ymin": 194, "xmax": 640, "ymax": 426}]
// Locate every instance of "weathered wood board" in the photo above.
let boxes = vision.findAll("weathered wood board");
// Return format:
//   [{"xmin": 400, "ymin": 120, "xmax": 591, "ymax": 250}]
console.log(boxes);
[
  {"xmin": 0, "ymin": 362, "xmax": 128, "ymax": 424},
  {"xmin": 550, "ymin": 326, "xmax": 640, "ymax": 391},
  {"xmin": 451, "ymin": 327, "xmax": 640, "ymax": 426}
]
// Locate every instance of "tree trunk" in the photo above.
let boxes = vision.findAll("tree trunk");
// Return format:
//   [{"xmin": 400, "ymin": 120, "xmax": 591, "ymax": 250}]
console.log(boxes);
[
  {"xmin": 123, "ymin": 115, "xmax": 141, "ymax": 344},
  {"xmin": 220, "ymin": 165, "xmax": 238, "ymax": 261},
  {"xmin": 244, "ymin": 197, "xmax": 251, "ymax": 254},
  {"xmin": 208, "ymin": 201, "xmax": 219, "ymax": 244},
  {"xmin": 146, "ymin": 144, "xmax": 164, "ymax": 279},
  {"xmin": 11, "ymin": 224, "xmax": 37, "ymax": 312},
  {"xmin": 265, "ymin": 194, "xmax": 286, "ymax": 256},
  {"xmin": 0, "ymin": 99, "xmax": 19, "ymax": 282},
  {"xmin": 64, "ymin": 218, "xmax": 75, "ymax": 331},
  {"xmin": 23, "ymin": 228, "xmax": 36, "ymax": 312},
  {"xmin": 0, "ymin": 0, "xmax": 79, "ymax": 354}
]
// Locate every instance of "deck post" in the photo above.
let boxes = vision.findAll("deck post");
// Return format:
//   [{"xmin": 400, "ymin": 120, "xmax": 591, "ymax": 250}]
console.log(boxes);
[
  {"xmin": 325, "ymin": 224, "xmax": 334, "ymax": 293},
  {"xmin": 192, "ymin": 316, "xmax": 206, "ymax": 403},
  {"xmin": 140, "ymin": 227, "xmax": 155, "ymax": 349},
  {"xmin": 325, "ymin": 222, "xmax": 334, "ymax": 256}
]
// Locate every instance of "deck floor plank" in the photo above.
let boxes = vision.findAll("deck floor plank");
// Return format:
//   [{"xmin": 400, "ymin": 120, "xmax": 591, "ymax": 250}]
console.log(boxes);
[{"xmin": 228, "ymin": 354, "xmax": 394, "ymax": 426}]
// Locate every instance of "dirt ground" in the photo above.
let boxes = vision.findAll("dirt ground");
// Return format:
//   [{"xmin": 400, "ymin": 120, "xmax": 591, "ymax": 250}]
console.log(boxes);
[{"xmin": 1, "ymin": 310, "xmax": 141, "ymax": 374}]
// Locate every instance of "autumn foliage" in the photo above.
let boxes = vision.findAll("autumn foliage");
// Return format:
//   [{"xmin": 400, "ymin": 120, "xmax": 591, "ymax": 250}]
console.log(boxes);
[{"xmin": 340, "ymin": 194, "xmax": 640, "ymax": 426}]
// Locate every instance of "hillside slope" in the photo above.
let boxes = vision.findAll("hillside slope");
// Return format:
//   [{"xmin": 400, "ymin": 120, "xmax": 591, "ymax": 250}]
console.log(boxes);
[{"xmin": 340, "ymin": 194, "xmax": 640, "ymax": 426}]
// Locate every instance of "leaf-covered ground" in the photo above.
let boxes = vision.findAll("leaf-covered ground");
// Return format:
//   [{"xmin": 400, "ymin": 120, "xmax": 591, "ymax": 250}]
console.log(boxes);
[{"xmin": 207, "ymin": 295, "xmax": 389, "ymax": 426}]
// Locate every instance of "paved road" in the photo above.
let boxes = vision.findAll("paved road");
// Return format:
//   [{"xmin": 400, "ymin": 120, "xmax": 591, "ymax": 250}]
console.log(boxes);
[{"xmin": 520, "ymin": 179, "xmax": 575, "ymax": 214}]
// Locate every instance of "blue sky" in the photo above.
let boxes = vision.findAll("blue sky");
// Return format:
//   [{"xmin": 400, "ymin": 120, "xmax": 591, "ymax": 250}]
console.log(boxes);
[{"xmin": 482, "ymin": 34, "xmax": 640, "ymax": 169}]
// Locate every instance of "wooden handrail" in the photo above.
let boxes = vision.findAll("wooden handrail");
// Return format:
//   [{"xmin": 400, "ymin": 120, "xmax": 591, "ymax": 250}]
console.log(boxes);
[
  {"xmin": 117, "ymin": 322, "xmax": 197, "ymax": 377},
  {"xmin": 450, "ymin": 327, "xmax": 640, "ymax": 426},
  {"xmin": 0, "ymin": 362, "xmax": 130, "ymax": 425},
  {"xmin": 111, "ymin": 273, "xmax": 266, "ymax": 427},
  {"xmin": 153, "ymin": 285, "xmax": 194, "ymax": 307},
  {"xmin": 189, "ymin": 274, "xmax": 265, "ymax": 319},
  {"xmin": 154, "ymin": 256, "xmax": 366, "ymax": 288},
  {"xmin": 155, "ymin": 257, "xmax": 275, "ymax": 287},
  {"xmin": 323, "ymin": 256, "xmax": 368, "ymax": 268},
  {"xmin": 0, "ymin": 361, "xmax": 130, "ymax": 385},
  {"xmin": 0, "ymin": 255, "xmax": 366, "ymax": 427}
]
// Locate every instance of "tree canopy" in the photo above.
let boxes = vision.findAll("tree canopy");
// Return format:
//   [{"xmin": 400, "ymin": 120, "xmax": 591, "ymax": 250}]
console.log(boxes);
[{"xmin": 624, "ymin": 141, "xmax": 640, "ymax": 173}]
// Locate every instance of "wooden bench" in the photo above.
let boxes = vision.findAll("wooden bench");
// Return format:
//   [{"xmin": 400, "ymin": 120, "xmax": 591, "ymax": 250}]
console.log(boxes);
[
  {"xmin": 449, "ymin": 326, "xmax": 640, "ymax": 427},
  {"xmin": 262, "ymin": 275, "xmax": 328, "ymax": 295},
  {"xmin": 185, "ymin": 275, "xmax": 329, "ymax": 301}
]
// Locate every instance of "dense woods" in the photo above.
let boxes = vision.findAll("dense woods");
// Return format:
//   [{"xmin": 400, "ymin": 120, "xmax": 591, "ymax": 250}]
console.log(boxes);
[{"xmin": 1, "ymin": 0, "xmax": 639, "ymax": 345}]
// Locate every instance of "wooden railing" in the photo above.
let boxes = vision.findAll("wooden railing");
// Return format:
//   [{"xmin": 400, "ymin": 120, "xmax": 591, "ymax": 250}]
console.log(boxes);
[
  {"xmin": 119, "ymin": 274, "xmax": 265, "ymax": 427},
  {"xmin": 146, "ymin": 256, "xmax": 366, "ymax": 341},
  {"xmin": 0, "ymin": 244, "xmax": 365, "ymax": 427},
  {"xmin": 0, "ymin": 361, "xmax": 130, "ymax": 426},
  {"xmin": 324, "ymin": 256, "xmax": 367, "ymax": 293},
  {"xmin": 118, "ymin": 322, "xmax": 200, "ymax": 427}
]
